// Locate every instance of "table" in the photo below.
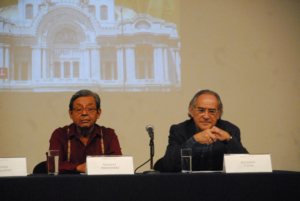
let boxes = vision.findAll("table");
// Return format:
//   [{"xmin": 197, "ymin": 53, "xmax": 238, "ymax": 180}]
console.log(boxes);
[{"xmin": 0, "ymin": 171, "xmax": 299, "ymax": 201}]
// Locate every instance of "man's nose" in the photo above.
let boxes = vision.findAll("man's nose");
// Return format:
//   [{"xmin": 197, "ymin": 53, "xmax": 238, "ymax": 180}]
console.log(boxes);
[
  {"xmin": 81, "ymin": 108, "xmax": 88, "ymax": 115},
  {"xmin": 203, "ymin": 110, "xmax": 210, "ymax": 118}
]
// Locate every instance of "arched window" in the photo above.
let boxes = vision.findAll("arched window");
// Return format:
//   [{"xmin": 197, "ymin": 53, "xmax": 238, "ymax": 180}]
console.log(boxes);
[
  {"xmin": 135, "ymin": 44, "xmax": 154, "ymax": 80},
  {"xmin": 100, "ymin": 47, "xmax": 117, "ymax": 80},
  {"xmin": 26, "ymin": 4, "xmax": 33, "ymax": 19},
  {"xmin": 64, "ymin": 62, "xmax": 70, "ymax": 78},
  {"xmin": 135, "ymin": 20, "xmax": 151, "ymax": 29},
  {"xmin": 100, "ymin": 5, "xmax": 108, "ymax": 20},
  {"xmin": 54, "ymin": 62, "xmax": 61, "ymax": 78},
  {"xmin": 73, "ymin": 62, "xmax": 80, "ymax": 78}
]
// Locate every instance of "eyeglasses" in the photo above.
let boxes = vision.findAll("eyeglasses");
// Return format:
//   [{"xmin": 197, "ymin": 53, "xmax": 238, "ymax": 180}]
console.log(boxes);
[
  {"xmin": 194, "ymin": 107, "xmax": 218, "ymax": 117},
  {"xmin": 73, "ymin": 107, "xmax": 97, "ymax": 115}
]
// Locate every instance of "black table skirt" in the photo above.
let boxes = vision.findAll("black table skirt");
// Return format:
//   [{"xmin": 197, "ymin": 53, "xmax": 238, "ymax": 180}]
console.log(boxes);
[{"xmin": 1, "ymin": 171, "xmax": 299, "ymax": 201}]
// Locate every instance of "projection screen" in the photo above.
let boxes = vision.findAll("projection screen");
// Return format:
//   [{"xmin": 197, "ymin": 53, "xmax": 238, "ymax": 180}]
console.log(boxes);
[{"xmin": 0, "ymin": 0, "xmax": 180, "ymax": 92}]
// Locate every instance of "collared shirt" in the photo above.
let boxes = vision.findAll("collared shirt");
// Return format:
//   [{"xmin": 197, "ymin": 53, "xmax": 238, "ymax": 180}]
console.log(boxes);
[{"xmin": 49, "ymin": 123, "xmax": 122, "ymax": 173}]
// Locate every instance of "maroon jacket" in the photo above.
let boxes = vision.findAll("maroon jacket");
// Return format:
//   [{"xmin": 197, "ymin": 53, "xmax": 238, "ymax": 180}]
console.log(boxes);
[{"xmin": 48, "ymin": 123, "xmax": 122, "ymax": 173}]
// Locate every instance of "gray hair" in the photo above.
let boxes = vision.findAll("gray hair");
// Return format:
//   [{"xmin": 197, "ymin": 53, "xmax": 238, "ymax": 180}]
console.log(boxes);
[
  {"xmin": 69, "ymin": 89, "xmax": 101, "ymax": 112},
  {"xmin": 188, "ymin": 89, "xmax": 223, "ymax": 118}
]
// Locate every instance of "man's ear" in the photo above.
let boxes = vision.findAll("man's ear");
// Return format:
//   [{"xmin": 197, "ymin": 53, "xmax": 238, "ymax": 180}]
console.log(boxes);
[
  {"xmin": 69, "ymin": 110, "xmax": 73, "ymax": 120},
  {"xmin": 217, "ymin": 108, "xmax": 222, "ymax": 119},
  {"xmin": 97, "ymin": 109, "xmax": 102, "ymax": 119},
  {"xmin": 189, "ymin": 105, "xmax": 194, "ymax": 118}
]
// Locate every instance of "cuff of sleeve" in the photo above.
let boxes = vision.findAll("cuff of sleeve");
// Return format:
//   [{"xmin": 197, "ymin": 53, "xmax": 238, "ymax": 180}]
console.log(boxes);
[
  {"xmin": 223, "ymin": 135, "xmax": 233, "ymax": 145},
  {"xmin": 186, "ymin": 136, "xmax": 197, "ymax": 148}
]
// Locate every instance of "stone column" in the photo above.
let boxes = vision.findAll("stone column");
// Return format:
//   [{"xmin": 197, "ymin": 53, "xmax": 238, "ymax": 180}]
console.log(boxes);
[
  {"xmin": 42, "ymin": 49, "xmax": 47, "ymax": 79},
  {"xmin": 117, "ymin": 47, "xmax": 124, "ymax": 81},
  {"xmin": 18, "ymin": 62, "xmax": 21, "ymax": 80},
  {"xmin": 0, "ymin": 46, "xmax": 6, "ymax": 83},
  {"xmin": 0, "ymin": 46, "xmax": 3, "ymax": 67},
  {"xmin": 0, "ymin": 47, "xmax": 4, "ymax": 83},
  {"xmin": 70, "ymin": 61, "xmax": 73, "ymax": 78},
  {"xmin": 10, "ymin": 48, "xmax": 14, "ymax": 80},
  {"xmin": 5, "ymin": 47, "xmax": 9, "ymax": 68},
  {"xmin": 80, "ymin": 50, "xmax": 84, "ymax": 79},
  {"xmin": 32, "ymin": 48, "xmax": 42, "ymax": 82},
  {"xmin": 60, "ymin": 61, "xmax": 64, "ymax": 78},
  {"xmin": 163, "ymin": 48, "xmax": 169, "ymax": 81},
  {"xmin": 153, "ymin": 46, "xmax": 164, "ymax": 83},
  {"xmin": 175, "ymin": 50, "xmax": 181, "ymax": 82},
  {"xmin": 83, "ymin": 49, "xmax": 91, "ymax": 79},
  {"xmin": 91, "ymin": 48, "xmax": 100, "ymax": 80},
  {"xmin": 125, "ymin": 46, "xmax": 135, "ymax": 83},
  {"xmin": 28, "ymin": 61, "xmax": 31, "ymax": 80},
  {"xmin": 49, "ymin": 50, "xmax": 54, "ymax": 79},
  {"xmin": 4, "ymin": 47, "xmax": 9, "ymax": 81}
]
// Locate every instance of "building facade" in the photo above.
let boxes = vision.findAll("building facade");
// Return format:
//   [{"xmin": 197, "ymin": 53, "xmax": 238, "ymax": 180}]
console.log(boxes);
[{"xmin": 0, "ymin": 0, "xmax": 180, "ymax": 92}]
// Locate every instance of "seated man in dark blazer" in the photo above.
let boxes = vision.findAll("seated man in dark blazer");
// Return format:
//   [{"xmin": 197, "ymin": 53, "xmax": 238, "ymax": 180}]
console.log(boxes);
[{"xmin": 163, "ymin": 89, "xmax": 248, "ymax": 171}]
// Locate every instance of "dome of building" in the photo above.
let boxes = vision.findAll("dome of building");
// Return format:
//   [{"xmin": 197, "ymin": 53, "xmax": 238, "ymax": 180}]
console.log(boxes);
[{"xmin": 114, "ymin": 6, "xmax": 137, "ymax": 21}]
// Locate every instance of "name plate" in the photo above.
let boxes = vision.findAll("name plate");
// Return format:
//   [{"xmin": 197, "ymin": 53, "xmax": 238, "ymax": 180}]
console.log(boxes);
[
  {"xmin": 0, "ymin": 157, "xmax": 27, "ymax": 177},
  {"xmin": 223, "ymin": 154, "xmax": 272, "ymax": 173},
  {"xmin": 86, "ymin": 156, "xmax": 134, "ymax": 175}
]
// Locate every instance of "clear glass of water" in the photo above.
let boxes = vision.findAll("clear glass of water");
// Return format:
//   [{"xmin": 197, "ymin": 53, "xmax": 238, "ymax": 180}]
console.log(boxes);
[
  {"xmin": 181, "ymin": 148, "xmax": 192, "ymax": 173},
  {"xmin": 47, "ymin": 150, "xmax": 59, "ymax": 175}
]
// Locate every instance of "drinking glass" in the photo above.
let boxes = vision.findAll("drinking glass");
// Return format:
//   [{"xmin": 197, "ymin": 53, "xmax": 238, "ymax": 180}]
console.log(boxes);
[
  {"xmin": 181, "ymin": 148, "xmax": 192, "ymax": 173},
  {"xmin": 47, "ymin": 150, "xmax": 59, "ymax": 175}
]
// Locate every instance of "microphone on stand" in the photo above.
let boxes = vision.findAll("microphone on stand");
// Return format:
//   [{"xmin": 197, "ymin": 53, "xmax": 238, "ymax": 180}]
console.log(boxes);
[
  {"xmin": 146, "ymin": 125, "xmax": 154, "ymax": 140},
  {"xmin": 143, "ymin": 124, "xmax": 160, "ymax": 174}
]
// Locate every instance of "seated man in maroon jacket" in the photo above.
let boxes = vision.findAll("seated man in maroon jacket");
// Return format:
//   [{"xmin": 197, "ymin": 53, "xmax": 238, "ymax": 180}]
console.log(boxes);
[{"xmin": 48, "ymin": 89, "xmax": 122, "ymax": 173}]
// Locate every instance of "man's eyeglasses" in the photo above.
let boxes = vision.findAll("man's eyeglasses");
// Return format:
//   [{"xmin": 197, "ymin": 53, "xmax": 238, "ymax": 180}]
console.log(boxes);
[
  {"xmin": 73, "ymin": 107, "xmax": 97, "ymax": 115},
  {"xmin": 194, "ymin": 107, "xmax": 218, "ymax": 117}
]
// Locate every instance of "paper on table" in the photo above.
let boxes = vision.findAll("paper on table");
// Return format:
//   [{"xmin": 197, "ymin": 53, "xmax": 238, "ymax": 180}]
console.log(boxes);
[{"xmin": 0, "ymin": 157, "xmax": 27, "ymax": 177}]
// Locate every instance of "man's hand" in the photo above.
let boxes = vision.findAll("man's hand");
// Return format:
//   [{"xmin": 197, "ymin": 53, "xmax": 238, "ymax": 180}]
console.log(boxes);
[
  {"xmin": 210, "ymin": 126, "xmax": 231, "ymax": 142},
  {"xmin": 193, "ymin": 129, "xmax": 218, "ymax": 145},
  {"xmin": 76, "ymin": 163, "xmax": 86, "ymax": 173},
  {"xmin": 193, "ymin": 126, "xmax": 231, "ymax": 145}
]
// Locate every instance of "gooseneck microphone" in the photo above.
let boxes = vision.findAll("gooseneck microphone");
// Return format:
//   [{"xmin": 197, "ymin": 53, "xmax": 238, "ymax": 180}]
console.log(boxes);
[{"xmin": 146, "ymin": 125, "xmax": 154, "ymax": 140}]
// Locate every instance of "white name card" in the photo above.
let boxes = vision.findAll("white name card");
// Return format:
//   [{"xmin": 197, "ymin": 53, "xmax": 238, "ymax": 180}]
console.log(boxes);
[
  {"xmin": 223, "ymin": 154, "xmax": 272, "ymax": 173},
  {"xmin": 86, "ymin": 155, "xmax": 134, "ymax": 175},
  {"xmin": 0, "ymin": 157, "xmax": 27, "ymax": 177}
]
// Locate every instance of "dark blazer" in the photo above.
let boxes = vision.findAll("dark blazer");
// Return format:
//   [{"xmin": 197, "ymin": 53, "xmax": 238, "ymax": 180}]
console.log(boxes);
[{"xmin": 163, "ymin": 118, "xmax": 248, "ymax": 171}]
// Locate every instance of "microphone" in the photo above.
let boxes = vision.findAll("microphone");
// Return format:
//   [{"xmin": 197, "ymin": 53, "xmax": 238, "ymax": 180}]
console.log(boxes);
[
  {"xmin": 146, "ymin": 125, "xmax": 154, "ymax": 140},
  {"xmin": 143, "ymin": 124, "xmax": 160, "ymax": 174}
]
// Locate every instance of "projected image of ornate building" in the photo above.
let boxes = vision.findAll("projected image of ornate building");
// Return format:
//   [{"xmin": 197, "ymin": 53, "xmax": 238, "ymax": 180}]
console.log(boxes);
[{"xmin": 0, "ymin": 0, "xmax": 180, "ymax": 92}]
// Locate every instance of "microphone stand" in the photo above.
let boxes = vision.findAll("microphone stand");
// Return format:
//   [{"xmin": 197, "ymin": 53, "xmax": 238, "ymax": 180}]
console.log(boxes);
[{"xmin": 143, "ymin": 138, "xmax": 160, "ymax": 174}]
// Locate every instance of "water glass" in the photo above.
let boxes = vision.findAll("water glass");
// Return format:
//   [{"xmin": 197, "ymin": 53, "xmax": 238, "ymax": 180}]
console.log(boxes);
[
  {"xmin": 181, "ymin": 148, "xmax": 192, "ymax": 173},
  {"xmin": 48, "ymin": 150, "xmax": 59, "ymax": 175}
]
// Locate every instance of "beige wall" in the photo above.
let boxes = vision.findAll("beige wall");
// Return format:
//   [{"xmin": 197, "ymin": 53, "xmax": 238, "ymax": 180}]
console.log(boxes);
[{"xmin": 1, "ymin": 0, "xmax": 300, "ymax": 173}]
